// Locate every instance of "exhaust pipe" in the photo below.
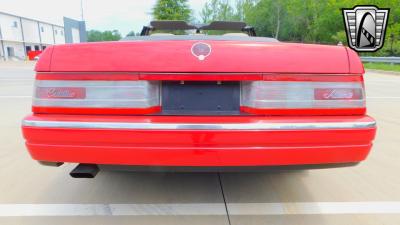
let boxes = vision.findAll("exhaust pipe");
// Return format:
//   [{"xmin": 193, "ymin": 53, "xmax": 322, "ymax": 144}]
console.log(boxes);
[
  {"xmin": 70, "ymin": 164, "xmax": 99, "ymax": 178},
  {"xmin": 38, "ymin": 161, "xmax": 64, "ymax": 167}
]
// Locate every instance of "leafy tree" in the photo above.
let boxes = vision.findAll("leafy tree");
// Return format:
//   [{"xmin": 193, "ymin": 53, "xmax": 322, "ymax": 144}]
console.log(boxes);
[
  {"xmin": 200, "ymin": 0, "xmax": 400, "ymax": 56},
  {"xmin": 201, "ymin": 0, "xmax": 235, "ymax": 23},
  {"xmin": 87, "ymin": 30, "xmax": 122, "ymax": 42},
  {"xmin": 234, "ymin": 0, "xmax": 256, "ymax": 21},
  {"xmin": 126, "ymin": 31, "xmax": 138, "ymax": 37},
  {"xmin": 152, "ymin": 0, "xmax": 192, "ymax": 21},
  {"xmin": 200, "ymin": 0, "xmax": 255, "ymax": 23},
  {"xmin": 239, "ymin": 0, "xmax": 288, "ymax": 39},
  {"xmin": 331, "ymin": 31, "xmax": 348, "ymax": 45}
]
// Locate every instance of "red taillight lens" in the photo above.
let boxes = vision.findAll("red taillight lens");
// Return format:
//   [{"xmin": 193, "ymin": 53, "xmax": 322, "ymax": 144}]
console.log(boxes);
[
  {"xmin": 32, "ymin": 73, "xmax": 365, "ymax": 116},
  {"xmin": 32, "ymin": 80, "xmax": 161, "ymax": 115},
  {"xmin": 241, "ymin": 77, "xmax": 366, "ymax": 115}
]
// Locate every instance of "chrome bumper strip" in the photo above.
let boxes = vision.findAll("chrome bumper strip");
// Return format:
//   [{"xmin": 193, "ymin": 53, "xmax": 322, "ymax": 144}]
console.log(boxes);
[{"xmin": 22, "ymin": 119, "xmax": 376, "ymax": 130}]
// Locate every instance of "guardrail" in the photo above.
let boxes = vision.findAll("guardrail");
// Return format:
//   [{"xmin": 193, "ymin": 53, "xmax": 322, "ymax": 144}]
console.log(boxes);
[{"xmin": 361, "ymin": 57, "xmax": 400, "ymax": 64}]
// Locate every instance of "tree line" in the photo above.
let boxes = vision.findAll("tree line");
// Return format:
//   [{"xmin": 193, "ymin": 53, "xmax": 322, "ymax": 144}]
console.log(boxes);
[
  {"xmin": 200, "ymin": 0, "xmax": 400, "ymax": 56},
  {"xmin": 89, "ymin": 0, "xmax": 400, "ymax": 56}
]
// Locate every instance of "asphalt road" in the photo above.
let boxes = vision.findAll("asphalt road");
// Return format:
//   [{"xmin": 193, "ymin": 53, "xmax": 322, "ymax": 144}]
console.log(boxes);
[{"xmin": 0, "ymin": 62, "xmax": 400, "ymax": 224}]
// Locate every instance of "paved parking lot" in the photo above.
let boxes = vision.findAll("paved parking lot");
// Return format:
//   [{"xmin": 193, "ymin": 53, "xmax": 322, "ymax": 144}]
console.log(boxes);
[{"xmin": 0, "ymin": 62, "xmax": 400, "ymax": 224}]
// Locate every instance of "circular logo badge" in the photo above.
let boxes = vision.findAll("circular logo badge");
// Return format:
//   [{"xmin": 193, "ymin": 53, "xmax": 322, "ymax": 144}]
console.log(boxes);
[{"xmin": 191, "ymin": 42, "xmax": 211, "ymax": 61}]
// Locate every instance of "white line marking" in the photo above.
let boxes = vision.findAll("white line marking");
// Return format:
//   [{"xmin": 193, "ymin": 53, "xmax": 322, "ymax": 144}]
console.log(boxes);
[
  {"xmin": 0, "ymin": 202, "xmax": 400, "ymax": 216},
  {"xmin": 0, "ymin": 79, "xmax": 34, "ymax": 81},
  {"xmin": 0, "ymin": 96, "xmax": 31, "ymax": 98},
  {"xmin": 0, "ymin": 204, "xmax": 226, "ymax": 216},
  {"xmin": 228, "ymin": 202, "xmax": 400, "ymax": 215},
  {"xmin": 367, "ymin": 97, "xmax": 400, "ymax": 99},
  {"xmin": 112, "ymin": 204, "xmax": 225, "ymax": 216}
]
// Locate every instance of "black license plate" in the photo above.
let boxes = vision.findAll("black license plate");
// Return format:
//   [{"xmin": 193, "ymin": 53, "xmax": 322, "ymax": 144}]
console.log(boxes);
[{"xmin": 161, "ymin": 81, "xmax": 240, "ymax": 115}]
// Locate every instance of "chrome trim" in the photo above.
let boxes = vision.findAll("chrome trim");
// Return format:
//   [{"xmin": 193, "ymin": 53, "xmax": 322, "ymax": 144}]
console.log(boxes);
[{"xmin": 22, "ymin": 119, "xmax": 376, "ymax": 130}]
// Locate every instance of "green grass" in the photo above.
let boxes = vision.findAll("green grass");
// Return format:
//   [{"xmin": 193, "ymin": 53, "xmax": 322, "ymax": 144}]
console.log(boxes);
[{"xmin": 363, "ymin": 62, "xmax": 400, "ymax": 72}]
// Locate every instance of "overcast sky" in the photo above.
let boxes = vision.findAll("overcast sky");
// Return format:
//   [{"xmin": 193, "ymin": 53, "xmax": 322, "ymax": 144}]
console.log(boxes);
[{"xmin": 0, "ymin": 0, "xmax": 208, "ymax": 36}]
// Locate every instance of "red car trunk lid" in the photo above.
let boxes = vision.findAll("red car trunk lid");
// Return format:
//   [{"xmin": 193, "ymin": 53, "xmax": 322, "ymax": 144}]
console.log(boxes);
[{"xmin": 36, "ymin": 40, "xmax": 356, "ymax": 74}]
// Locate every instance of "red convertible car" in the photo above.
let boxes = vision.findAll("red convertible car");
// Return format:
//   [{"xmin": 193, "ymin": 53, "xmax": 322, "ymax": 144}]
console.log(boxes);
[{"xmin": 22, "ymin": 21, "xmax": 376, "ymax": 177}]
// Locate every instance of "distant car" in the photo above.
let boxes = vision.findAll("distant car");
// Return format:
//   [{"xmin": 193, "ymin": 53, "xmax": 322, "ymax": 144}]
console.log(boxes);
[
  {"xmin": 27, "ymin": 50, "xmax": 42, "ymax": 61},
  {"xmin": 22, "ymin": 21, "xmax": 376, "ymax": 178}
]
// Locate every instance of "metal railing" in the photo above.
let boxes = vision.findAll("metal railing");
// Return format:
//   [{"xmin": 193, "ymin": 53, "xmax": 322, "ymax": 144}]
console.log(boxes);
[{"xmin": 361, "ymin": 57, "xmax": 400, "ymax": 64}]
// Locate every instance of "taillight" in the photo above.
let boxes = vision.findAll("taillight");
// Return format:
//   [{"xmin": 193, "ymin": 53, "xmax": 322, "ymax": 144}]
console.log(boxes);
[
  {"xmin": 33, "ymin": 73, "xmax": 365, "ymax": 116},
  {"xmin": 32, "ymin": 80, "xmax": 160, "ymax": 115},
  {"xmin": 241, "ymin": 79, "xmax": 365, "ymax": 115}
]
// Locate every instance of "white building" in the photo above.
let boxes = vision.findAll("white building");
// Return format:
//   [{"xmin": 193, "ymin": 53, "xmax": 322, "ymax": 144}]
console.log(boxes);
[{"xmin": 0, "ymin": 12, "xmax": 85, "ymax": 61}]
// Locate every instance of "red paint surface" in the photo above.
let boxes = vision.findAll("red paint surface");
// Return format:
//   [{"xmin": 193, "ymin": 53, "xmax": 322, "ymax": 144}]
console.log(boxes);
[
  {"xmin": 35, "ymin": 41, "xmax": 359, "ymax": 74},
  {"xmin": 22, "ymin": 114, "xmax": 376, "ymax": 166},
  {"xmin": 34, "ymin": 46, "xmax": 53, "ymax": 71},
  {"xmin": 36, "ymin": 72, "xmax": 362, "ymax": 82},
  {"xmin": 262, "ymin": 74, "xmax": 363, "ymax": 82},
  {"xmin": 138, "ymin": 73, "xmax": 264, "ymax": 81},
  {"xmin": 36, "ymin": 73, "xmax": 140, "ymax": 81},
  {"xmin": 346, "ymin": 47, "xmax": 365, "ymax": 74}
]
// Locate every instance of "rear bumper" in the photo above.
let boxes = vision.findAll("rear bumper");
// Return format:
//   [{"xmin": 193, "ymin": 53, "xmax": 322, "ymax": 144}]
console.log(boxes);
[{"xmin": 22, "ymin": 114, "xmax": 377, "ymax": 167}]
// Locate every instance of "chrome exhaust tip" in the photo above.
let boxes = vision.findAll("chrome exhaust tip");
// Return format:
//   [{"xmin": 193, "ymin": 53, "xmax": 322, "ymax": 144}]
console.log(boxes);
[{"xmin": 70, "ymin": 164, "xmax": 99, "ymax": 178}]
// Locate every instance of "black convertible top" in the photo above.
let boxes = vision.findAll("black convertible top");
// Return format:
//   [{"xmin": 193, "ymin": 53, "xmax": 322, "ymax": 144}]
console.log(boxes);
[
  {"xmin": 140, "ymin": 21, "xmax": 257, "ymax": 36},
  {"xmin": 122, "ymin": 35, "xmax": 278, "ymax": 42},
  {"xmin": 150, "ymin": 21, "xmax": 198, "ymax": 30}
]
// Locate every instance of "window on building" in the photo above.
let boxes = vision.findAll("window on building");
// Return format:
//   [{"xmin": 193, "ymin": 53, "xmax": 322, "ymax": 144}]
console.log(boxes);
[
  {"xmin": 41, "ymin": 27, "xmax": 44, "ymax": 32},
  {"xmin": 34, "ymin": 45, "xmax": 40, "ymax": 51},
  {"xmin": 12, "ymin": 21, "xmax": 18, "ymax": 28},
  {"xmin": 26, "ymin": 46, "xmax": 32, "ymax": 53},
  {"xmin": 42, "ymin": 46, "xmax": 46, "ymax": 50},
  {"xmin": 7, "ymin": 47, "xmax": 15, "ymax": 57}
]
